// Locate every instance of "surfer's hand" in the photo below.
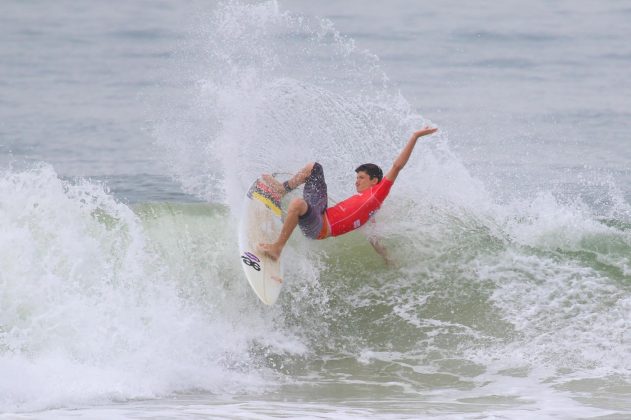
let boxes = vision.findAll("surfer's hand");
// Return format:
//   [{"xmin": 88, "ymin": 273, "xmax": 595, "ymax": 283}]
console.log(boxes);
[
  {"xmin": 369, "ymin": 236, "xmax": 396, "ymax": 267},
  {"xmin": 413, "ymin": 126, "xmax": 438, "ymax": 139},
  {"xmin": 384, "ymin": 256, "xmax": 396, "ymax": 268}
]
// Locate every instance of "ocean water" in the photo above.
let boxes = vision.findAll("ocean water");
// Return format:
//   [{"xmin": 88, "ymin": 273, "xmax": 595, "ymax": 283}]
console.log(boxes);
[{"xmin": 1, "ymin": 0, "xmax": 631, "ymax": 418}]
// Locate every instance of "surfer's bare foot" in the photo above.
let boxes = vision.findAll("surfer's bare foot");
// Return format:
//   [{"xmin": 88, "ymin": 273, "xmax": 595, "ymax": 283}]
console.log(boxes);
[
  {"xmin": 262, "ymin": 174, "xmax": 286, "ymax": 197},
  {"xmin": 258, "ymin": 242, "xmax": 282, "ymax": 261}
]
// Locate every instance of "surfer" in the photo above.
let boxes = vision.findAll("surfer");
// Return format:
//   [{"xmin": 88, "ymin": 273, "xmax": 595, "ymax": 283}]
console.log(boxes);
[{"xmin": 258, "ymin": 125, "xmax": 438, "ymax": 262}]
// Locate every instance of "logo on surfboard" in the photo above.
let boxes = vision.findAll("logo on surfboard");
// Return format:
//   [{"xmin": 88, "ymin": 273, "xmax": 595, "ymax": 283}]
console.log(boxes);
[{"xmin": 241, "ymin": 252, "xmax": 261, "ymax": 271}]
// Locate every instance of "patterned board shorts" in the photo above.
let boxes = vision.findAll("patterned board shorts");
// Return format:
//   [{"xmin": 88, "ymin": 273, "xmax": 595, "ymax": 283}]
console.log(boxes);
[{"xmin": 298, "ymin": 162, "xmax": 328, "ymax": 239}]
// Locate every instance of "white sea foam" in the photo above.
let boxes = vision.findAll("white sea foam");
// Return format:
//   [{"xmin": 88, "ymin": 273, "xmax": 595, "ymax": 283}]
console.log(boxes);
[{"xmin": 0, "ymin": 165, "xmax": 310, "ymax": 412}]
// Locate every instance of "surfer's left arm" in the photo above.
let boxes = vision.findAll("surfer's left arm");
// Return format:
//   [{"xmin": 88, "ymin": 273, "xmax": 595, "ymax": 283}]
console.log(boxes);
[
  {"xmin": 384, "ymin": 125, "xmax": 438, "ymax": 183},
  {"xmin": 368, "ymin": 235, "xmax": 394, "ymax": 267}
]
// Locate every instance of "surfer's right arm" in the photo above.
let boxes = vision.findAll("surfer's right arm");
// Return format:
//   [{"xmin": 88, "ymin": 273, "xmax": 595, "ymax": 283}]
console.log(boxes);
[{"xmin": 384, "ymin": 125, "xmax": 438, "ymax": 183}]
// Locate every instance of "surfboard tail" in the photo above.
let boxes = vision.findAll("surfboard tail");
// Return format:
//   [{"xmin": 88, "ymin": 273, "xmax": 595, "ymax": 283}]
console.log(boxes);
[{"xmin": 247, "ymin": 179, "xmax": 282, "ymax": 218}]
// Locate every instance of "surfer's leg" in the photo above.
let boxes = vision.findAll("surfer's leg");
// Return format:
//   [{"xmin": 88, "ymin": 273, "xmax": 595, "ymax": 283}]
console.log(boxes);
[
  {"xmin": 298, "ymin": 162, "xmax": 328, "ymax": 238},
  {"xmin": 262, "ymin": 162, "xmax": 316, "ymax": 196},
  {"xmin": 302, "ymin": 163, "xmax": 327, "ymax": 211},
  {"xmin": 286, "ymin": 162, "xmax": 316, "ymax": 191},
  {"xmin": 259, "ymin": 163, "xmax": 326, "ymax": 260},
  {"xmin": 259, "ymin": 197, "xmax": 308, "ymax": 260}
]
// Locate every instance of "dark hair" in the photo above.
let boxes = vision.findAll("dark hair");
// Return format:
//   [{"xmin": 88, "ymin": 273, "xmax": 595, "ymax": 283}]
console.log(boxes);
[{"xmin": 355, "ymin": 163, "xmax": 383, "ymax": 183}]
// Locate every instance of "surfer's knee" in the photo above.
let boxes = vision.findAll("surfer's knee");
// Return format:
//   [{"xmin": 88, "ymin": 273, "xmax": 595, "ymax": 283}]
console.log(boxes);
[
  {"xmin": 298, "ymin": 162, "xmax": 316, "ymax": 178},
  {"xmin": 288, "ymin": 197, "xmax": 308, "ymax": 216}
]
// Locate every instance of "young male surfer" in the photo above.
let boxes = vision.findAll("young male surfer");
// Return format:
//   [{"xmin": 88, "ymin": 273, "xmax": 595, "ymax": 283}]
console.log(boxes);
[{"xmin": 258, "ymin": 125, "xmax": 438, "ymax": 262}]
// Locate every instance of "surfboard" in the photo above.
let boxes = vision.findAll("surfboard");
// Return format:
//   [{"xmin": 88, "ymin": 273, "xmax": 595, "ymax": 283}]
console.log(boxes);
[{"xmin": 238, "ymin": 178, "xmax": 284, "ymax": 305}]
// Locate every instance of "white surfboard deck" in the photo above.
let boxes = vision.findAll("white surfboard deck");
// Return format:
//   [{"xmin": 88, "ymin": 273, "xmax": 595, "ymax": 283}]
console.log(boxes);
[{"xmin": 238, "ymin": 178, "xmax": 284, "ymax": 305}]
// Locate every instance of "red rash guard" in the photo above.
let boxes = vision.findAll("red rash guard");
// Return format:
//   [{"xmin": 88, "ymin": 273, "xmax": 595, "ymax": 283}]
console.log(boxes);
[{"xmin": 325, "ymin": 178, "xmax": 393, "ymax": 237}]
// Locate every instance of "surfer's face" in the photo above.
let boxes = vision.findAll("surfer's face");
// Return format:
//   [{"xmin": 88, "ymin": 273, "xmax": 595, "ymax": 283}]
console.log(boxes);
[{"xmin": 355, "ymin": 171, "xmax": 379, "ymax": 193}]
